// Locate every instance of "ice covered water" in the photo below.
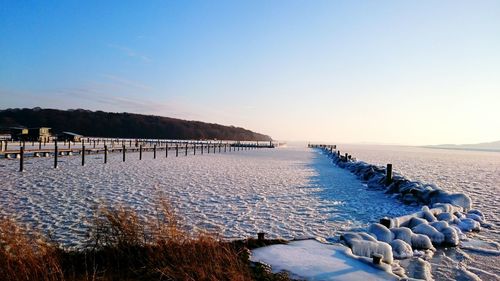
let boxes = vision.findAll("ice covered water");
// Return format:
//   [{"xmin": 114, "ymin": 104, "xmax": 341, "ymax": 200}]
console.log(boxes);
[
  {"xmin": 337, "ymin": 144, "xmax": 500, "ymax": 280},
  {"xmin": 0, "ymin": 146, "xmax": 415, "ymax": 246},
  {"xmin": 0, "ymin": 145, "xmax": 498, "ymax": 280}
]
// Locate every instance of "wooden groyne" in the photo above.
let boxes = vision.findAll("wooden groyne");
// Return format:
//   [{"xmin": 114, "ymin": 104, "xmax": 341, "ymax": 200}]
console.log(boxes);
[
  {"xmin": 2, "ymin": 138, "xmax": 277, "ymax": 172},
  {"xmin": 308, "ymin": 143, "xmax": 391, "ymax": 183}
]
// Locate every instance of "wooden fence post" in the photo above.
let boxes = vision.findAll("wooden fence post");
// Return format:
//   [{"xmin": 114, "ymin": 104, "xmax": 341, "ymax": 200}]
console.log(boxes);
[
  {"xmin": 185, "ymin": 143, "xmax": 188, "ymax": 156},
  {"xmin": 385, "ymin": 164, "xmax": 393, "ymax": 186},
  {"xmin": 104, "ymin": 145, "xmax": 108, "ymax": 163},
  {"xmin": 194, "ymin": 144, "xmax": 196, "ymax": 155},
  {"xmin": 165, "ymin": 143, "xmax": 168, "ymax": 158},
  {"xmin": 154, "ymin": 145, "xmax": 157, "ymax": 159},
  {"xmin": 122, "ymin": 145, "xmax": 126, "ymax": 162},
  {"xmin": 139, "ymin": 145, "xmax": 143, "ymax": 160},
  {"xmin": 176, "ymin": 144, "xmax": 178, "ymax": 157},
  {"xmin": 81, "ymin": 145, "xmax": 85, "ymax": 166},
  {"xmin": 19, "ymin": 146, "xmax": 24, "ymax": 172},
  {"xmin": 54, "ymin": 141, "xmax": 58, "ymax": 168}
]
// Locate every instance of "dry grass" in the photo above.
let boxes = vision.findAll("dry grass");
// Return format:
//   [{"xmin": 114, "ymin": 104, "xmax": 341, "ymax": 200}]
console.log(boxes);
[
  {"xmin": 0, "ymin": 216, "xmax": 64, "ymax": 281},
  {"xmin": 0, "ymin": 200, "xmax": 282, "ymax": 281}
]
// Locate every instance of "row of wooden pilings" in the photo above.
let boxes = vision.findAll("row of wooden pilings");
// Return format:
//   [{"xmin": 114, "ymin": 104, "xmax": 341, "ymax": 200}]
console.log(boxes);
[
  {"xmin": 308, "ymin": 143, "xmax": 393, "ymax": 186},
  {"xmin": 14, "ymin": 139, "xmax": 275, "ymax": 172}
]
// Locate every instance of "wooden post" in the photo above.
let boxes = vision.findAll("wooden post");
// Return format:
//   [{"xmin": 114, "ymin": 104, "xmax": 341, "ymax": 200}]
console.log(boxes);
[
  {"xmin": 122, "ymin": 145, "xmax": 126, "ymax": 162},
  {"xmin": 385, "ymin": 164, "xmax": 393, "ymax": 186},
  {"xmin": 214, "ymin": 144, "xmax": 216, "ymax": 154},
  {"xmin": 139, "ymin": 145, "xmax": 143, "ymax": 160},
  {"xmin": 219, "ymin": 143, "xmax": 221, "ymax": 153},
  {"xmin": 104, "ymin": 145, "xmax": 108, "ymax": 163},
  {"xmin": 194, "ymin": 144, "xmax": 196, "ymax": 155},
  {"xmin": 372, "ymin": 254, "xmax": 382, "ymax": 265},
  {"xmin": 154, "ymin": 145, "xmax": 157, "ymax": 159},
  {"xmin": 185, "ymin": 143, "xmax": 188, "ymax": 156},
  {"xmin": 54, "ymin": 142, "xmax": 58, "ymax": 168},
  {"xmin": 380, "ymin": 217, "xmax": 391, "ymax": 228},
  {"xmin": 19, "ymin": 146, "xmax": 24, "ymax": 172},
  {"xmin": 176, "ymin": 144, "xmax": 178, "ymax": 157},
  {"xmin": 165, "ymin": 143, "xmax": 168, "ymax": 158},
  {"xmin": 201, "ymin": 143, "xmax": 204, "ymax": 154},
  {"xmin": 81, "ymin": 145, "xmax": 85, "ymax": 166},
  {"xmin": 208, "ymin": 143, "xmax": 210, "ymax": 154},
  {"xmin": 257, "ymin": 232, "xmax": 265, "ymax": 241}
]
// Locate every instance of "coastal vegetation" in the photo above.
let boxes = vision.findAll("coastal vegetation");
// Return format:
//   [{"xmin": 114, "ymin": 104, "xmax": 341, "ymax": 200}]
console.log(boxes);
[
  {"xmin": 0, "ymin": 200, "xmax": 289, "ymax": 281},
  {"xmin": 0, "ymin": 108, "xmax": 272, "ymax": 141}
]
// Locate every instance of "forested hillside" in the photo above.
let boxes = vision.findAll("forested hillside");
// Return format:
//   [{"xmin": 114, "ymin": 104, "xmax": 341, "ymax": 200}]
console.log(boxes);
[{"xmin": 0, "ymin": 108, "xmax": 272, "ymax": 141}]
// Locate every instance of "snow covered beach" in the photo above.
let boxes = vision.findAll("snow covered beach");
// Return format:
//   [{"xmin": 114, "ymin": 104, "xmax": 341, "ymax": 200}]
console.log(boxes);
[{"xmin": 0, "ymin": 145, "xmax": 498, "ymax": 280}]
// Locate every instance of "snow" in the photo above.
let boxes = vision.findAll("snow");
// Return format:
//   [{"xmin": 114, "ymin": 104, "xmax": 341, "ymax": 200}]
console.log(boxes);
[
  {"xmin": 368, "ymin": 223, "xmax": 393, "ymax": 243},
  {"xmin": 0, "ymin": 146, "xmax": 418, "ymax": 248},
  {"xmin": 250, "ymin": 240, "xmax": 399, "ymax": 281}
]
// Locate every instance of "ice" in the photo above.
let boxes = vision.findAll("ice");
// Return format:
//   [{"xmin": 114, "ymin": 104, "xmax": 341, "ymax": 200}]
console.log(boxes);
[
  {"xmin": 412, "ymin": 224, "xmax": 445, "ymax": 245},
  {"xmin": 0, "ymin": 147, "xmax": 418, "ymax": 248},
  {"xmin": 458, "ymin": 218, "xmax": 481, "ymax": 232},
  {"xmin": 390, "ymin": 239, "xmax": 413, "ymax": 259},
  {"xmin": 406, "ymin": 257, "xmax": 433, "ymax": 281},
  {"xmin": 350, "ymin": 239, "xmax": 394, "ymax": 264},
  {"xmin": 390, "ymin": 227, "xmax": 413, "ymax": 245},
  {"xmin": 251, "ymin": 240, "xmax": 399, "ymax": 281},
  {"xmin": 368, "ymin": 223, "xmax": 393, "ymax": 243},
  {"xmin": 411, "ymin": 234, "xmax": 434, "ymax": 250}
]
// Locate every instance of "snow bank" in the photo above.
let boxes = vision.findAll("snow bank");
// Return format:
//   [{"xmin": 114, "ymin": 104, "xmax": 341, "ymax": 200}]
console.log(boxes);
[{"xmin": 251, "ymin": 240, "xmax": 399, "ymax": 281}]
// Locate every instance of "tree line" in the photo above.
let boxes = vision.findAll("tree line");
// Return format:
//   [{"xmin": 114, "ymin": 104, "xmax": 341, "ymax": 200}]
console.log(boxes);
[{"xmin": 0, "ymin": 108, "xmax": 272, "ymax": 141}]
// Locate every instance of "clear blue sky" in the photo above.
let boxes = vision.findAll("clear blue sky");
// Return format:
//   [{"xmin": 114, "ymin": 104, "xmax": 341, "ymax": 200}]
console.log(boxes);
[{"xmin": 1, "ymin": 1, "xmax": 499, "ymax": 145}]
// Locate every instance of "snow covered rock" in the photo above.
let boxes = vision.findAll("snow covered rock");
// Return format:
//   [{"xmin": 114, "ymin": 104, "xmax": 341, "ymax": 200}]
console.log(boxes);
[
  {"xmin": 436, "ymin": 212, "xmax": 455, "ymax": 222},
  {"xmin": 408, "ymin": 217, "xmax": 429, "ymax": 229},
  {"xmin": 390, "ymin": 227, "xmax": 413, "ymax": 245},
  {"xmin": 390, "ymin": 239, "xmax": 413, "ymax": 259},
  {"xmin": 407, "ymin": 257, "xmax": 433, "ymax": 281},
  {"xmin": 466, "ymin": 213, "xmax": 484, "ymax": 223},
  {"xmin": 413, "ymin": 224, "xmax": 445, "ymax": 245},
  {"xmin": 369, "ymin": 223, "xmax": 394, "ymax": 243},
  {"xmin": 421, "ymin": 206, "xmax": 437, "ymax": 222},
  {"xmin": 430, "ymin": 221, "xmax": 449, "ymax": 232},
  {"xmin": 411, "ymin": 234, "xmax": 434, "ymax": 250},
  {"xmin": 350, "ymin": 239, "xmax": 394, "ymax": 264},
  {"xmin": 467, "ymin": 209, "xmax": 485, "ymax": 220},
  {"xmin": 341, "ymin": 232, "xmax": 376, "ymax": 247},
  {"xmin": 427, "ymin": 190, "xmax": 472, "ymax": 210},
  {"xmin": 440, "ymin": 226, "xmax": 459, "ymax": 246},
  {"xmin": 458, "ymin": 218, "xmax": 481, "ymax": 232}
]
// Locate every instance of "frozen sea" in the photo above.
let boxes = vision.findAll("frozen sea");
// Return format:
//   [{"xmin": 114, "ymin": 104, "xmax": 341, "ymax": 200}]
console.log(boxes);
[
  {"xmin": 337, "ymin": 144, "xmax": 500, "ymax": 280},
  {"xmin": 0, "ymin": 144, "xmax": 498, "ymax": 280}
]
